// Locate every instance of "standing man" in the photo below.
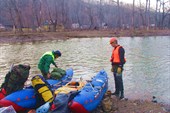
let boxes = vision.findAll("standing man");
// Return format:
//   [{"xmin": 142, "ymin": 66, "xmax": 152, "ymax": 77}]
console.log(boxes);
[
  {"xmin": 38, "ymin": 50, "xmax": 61, "ymax": 79},
  {"xmin": 110, "ymin": 37, "xmax": 126, "ymax": 99}
]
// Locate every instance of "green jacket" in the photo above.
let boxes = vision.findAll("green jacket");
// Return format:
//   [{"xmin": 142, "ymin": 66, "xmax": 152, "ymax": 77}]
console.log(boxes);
[{"xmin": 38, "ymin": 51, "xmax": 56, "ymax": 74}]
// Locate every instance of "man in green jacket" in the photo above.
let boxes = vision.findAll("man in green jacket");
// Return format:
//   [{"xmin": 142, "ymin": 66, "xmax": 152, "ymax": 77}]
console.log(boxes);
[{"xmin": 38, "ymin": 50, "xmax": 61, "ymax": 79}]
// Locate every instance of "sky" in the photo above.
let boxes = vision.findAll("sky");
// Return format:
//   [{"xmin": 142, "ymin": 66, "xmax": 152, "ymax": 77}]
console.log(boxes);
[
  {"xmin": 112, "ymin": 0, "xmax": 156, "ymax": 7},
  {"xmin": 97, "ymin": 0, "xmax": 170, "ymax": 9},
  {"xmin": 121, "ymin": 0, "xmax": 156, "ymax": 7},
  {"xmin": 121, "ymin": 0, "xmax": 170, "ymax": 9}
]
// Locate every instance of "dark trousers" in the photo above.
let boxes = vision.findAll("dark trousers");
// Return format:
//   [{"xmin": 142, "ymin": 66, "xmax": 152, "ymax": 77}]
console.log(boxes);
[
  {"xmin": 40, "ymin": 70, "xmax": 48, "ymax": 79},
  {"xmin": 113, "ymin": 72, "xmax": 124, "ymax": 97}
]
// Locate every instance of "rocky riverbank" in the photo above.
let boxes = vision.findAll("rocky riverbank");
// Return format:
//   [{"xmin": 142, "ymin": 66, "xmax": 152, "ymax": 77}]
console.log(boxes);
[{"xmin": 93, "ymin": 95, "xmax": 170, "ymax": 113}]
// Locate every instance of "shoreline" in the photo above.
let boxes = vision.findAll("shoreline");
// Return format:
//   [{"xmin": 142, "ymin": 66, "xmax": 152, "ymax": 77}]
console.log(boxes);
[
  {"xmin": 93, "ymin": 96, "xmax": 170, "ymax": 113},
  {"xmin": 0, "ymin": 29, "xmax": 170, "ymax": 43}
]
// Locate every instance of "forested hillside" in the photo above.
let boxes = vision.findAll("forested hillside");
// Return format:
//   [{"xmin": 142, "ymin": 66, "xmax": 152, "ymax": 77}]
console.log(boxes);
[{"xmin": 0, "ymin": 0, "xmax": 169, "ymax": 32}]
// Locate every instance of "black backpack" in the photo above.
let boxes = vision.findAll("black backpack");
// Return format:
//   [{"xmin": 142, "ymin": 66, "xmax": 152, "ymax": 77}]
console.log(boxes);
[{"xmin": 1, "ymin": 64, "xmax": 30, "ymax": 95}]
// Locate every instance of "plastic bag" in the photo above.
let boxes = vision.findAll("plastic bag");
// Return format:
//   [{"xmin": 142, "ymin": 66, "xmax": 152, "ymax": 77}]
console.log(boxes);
[{"xmin": 0, "ymin": 105, "xmax": 16, "ymax": 113}]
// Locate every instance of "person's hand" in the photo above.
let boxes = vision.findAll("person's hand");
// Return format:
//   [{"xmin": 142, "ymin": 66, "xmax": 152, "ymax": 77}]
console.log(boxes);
[
  {"xmin": 54, "ymin": 64, "xmax": 58, "ymax": 68},
  {"xmin": 117, "ymin": 67, "xmax": 122, "ymax": 74},
  {"xmin": 47, "ymin": 73, "xmax": 51, "ymax": 79},
  {"xmin": 111, "ymin": 65, "xmax": 116, "ymax": 72},
  {"xmin": 111, "ymin": 67, "xmax": 113, "ymax": 72}
]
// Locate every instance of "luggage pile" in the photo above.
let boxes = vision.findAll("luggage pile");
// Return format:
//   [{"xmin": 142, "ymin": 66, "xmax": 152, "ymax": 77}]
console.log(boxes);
[
  {"xmin": 0, "ymin": 65, "xmax": 108, "ymax": 113},
  {"xmin": 0, "ymin": 66, "xmax": 73, "ymax": 112}
]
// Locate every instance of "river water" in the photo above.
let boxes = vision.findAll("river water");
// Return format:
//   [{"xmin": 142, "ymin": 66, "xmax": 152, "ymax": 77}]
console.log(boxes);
[{"xmin": 0, "ymin": 36, "xmax": 169, "ymax": 105}]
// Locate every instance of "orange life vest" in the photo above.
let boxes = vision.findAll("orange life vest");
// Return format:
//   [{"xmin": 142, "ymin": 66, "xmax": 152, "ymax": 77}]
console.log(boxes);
[{"xmin": 110, "ymin": 45, "xmax": 126, "ymax": 63}]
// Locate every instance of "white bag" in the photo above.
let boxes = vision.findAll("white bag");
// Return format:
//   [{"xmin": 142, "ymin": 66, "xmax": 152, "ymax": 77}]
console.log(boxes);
[{"xmin": 0, "ymin": 105, "xmax": 16, "ymax": 113}]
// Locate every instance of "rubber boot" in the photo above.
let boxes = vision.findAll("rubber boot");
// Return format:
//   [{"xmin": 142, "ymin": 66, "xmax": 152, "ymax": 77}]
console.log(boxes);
[{"xmin": 119, "ymin": 91, "xmax": 124, "ymax": 100}]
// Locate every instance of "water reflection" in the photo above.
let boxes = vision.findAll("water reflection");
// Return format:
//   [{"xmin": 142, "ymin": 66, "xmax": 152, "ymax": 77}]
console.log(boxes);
[{"xmin": 0, "ymin": 36, "xmax": 169, "ymax": 105}]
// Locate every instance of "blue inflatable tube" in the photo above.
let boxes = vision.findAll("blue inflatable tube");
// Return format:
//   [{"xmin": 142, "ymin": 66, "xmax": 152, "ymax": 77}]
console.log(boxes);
[
  {"xmin": 0, "ymin": 68, "xmax": 73, "ymax": 112},
  {"xmin": 69, "ymin": 70, "xmax": 108, "ymax": 113}
]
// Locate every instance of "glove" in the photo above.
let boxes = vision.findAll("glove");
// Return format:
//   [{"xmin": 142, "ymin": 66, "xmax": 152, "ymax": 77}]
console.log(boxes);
[{"xmin": 117, "ymin": 67, "xmax": 122, "ymax": 74}]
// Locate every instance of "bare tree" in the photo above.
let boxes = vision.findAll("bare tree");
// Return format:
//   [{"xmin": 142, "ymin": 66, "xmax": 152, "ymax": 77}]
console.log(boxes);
[
  {"xmin": 132, "ymin": 0, "xmax": 135, "ymax": 29},
  {"xmin": 99, "ymin": 0, "xmax": 104, "ymax": 28},
  {"xmin": 155, "ymin": 0, "xmax": 159, "ymax": 28},
  {"xmin": 0, "ymin": 0, "xmax": 169, "ymax": 31},
  {"xmin": 168, "ymin": 14, "xmax": 170, "ymax": 28},
  {"xmin": 117, "ymin": 0, "xmax": 121, "ymax": 29},
  {"xmin": 45, "ymin": 0, "xmax": 58, "ymax": 31},
  {"xmin": 32, "ymin": 0, "xmax": 42, "ymax": 30},
  {"xmin": 61, "ymin": 0, "xmax": 69, "ymax": 28},
  {"xmin": 73, "ymin": 0, "xmax": 82, "ymax": 27},
  {"xmin": 8, "ymin": 0, "xmax": 23, "ymax": 32},
  {"xmin": 160, "ymin": 0, "xmax": 170, "ymax": 28},
  {"xmin": 148, "ymin": 0, "xmax": 150, "ymax": 29},
  {"xmin": 138, "ymin": 0, "xmax": 145, "ymax": 27},
  {"xmin": 5, "ymin": 1, "xmax": 17, "ymax": 28},
  {"xmin": 145, "ymin": 0, "xmax": 148, "ymax": 28},
  {"xmin": 86, "ymin": 2, "xmax": 95, "ymax": 29}
]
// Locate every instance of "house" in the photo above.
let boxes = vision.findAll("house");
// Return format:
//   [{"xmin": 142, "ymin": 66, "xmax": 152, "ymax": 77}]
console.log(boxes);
[
  {"xmin": 72, "ymin": 23, "xmax": 79, "ymax": 29},
  {"xmin": 0, "ymin": 24, "xmax": 6, "ymax": 31}
]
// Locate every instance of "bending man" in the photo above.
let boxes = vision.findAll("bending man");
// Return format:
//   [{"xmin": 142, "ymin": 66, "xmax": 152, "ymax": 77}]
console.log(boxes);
[{"xmin": 38, "ymin": 50, "xmax": 61, "ymax": 79}]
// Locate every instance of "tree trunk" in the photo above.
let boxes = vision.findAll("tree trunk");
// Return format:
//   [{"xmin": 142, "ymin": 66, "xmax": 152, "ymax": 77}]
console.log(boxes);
[
  {"xmin": 132, "ymin": 0, "xmax": 135, "ymax": 30},
  {"xmin": 161, "ymin": 0, "xmax": 165, "ymax": 29},
  {"xmin": 155, "ymin": 0, "xmax": 159, "ymax": 28},
  {"xmin": 147, "ymin": 0, "xmax": 150, "ymax": 29},
  {"xmin": 145, "ymin": 0, "xmax": 148, "ymax": 28},
  {"xmin": 139, "ymin": 0, "xmax": 145, "ymax": 27},
  {"xmin": 117, "ymin": 0, "xmax": 121, "ymax": 29},
  {"xmin": 32, "ymin": 0, "xmax": 42, "ymax": 31},
  {"xmin": 10, "ymin": 0, "xmax": 23, "ymax": 33}
]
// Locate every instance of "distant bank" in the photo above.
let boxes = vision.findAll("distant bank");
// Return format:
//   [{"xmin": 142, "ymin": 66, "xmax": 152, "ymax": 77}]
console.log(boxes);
[{"xmin": 0, "ymin": 29, "xmax": 170, "ymax": 43}]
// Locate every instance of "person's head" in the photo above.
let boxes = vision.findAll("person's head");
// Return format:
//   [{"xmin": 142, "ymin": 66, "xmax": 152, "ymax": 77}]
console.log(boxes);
[
  {"xmin": 110, "ymin": 37, "xmax": 118, "ymax": 47},
  {"xmin": 53, "ymin": 50, "xmax": 61, "ymax": 58}
]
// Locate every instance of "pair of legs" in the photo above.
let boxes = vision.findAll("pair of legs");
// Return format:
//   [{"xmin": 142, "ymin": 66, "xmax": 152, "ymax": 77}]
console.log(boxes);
[
  {"xmin": 40, "ymin": 70, "xmax": 48, "ymax": 79},
  {"xmin": 113, "ymin": 72, "xmax": 124, "ymax": 99}
]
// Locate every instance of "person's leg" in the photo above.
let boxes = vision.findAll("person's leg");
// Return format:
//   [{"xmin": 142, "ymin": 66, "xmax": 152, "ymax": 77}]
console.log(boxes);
[
  {"xmin": 117, "ymin": 73, "xmax": 124, "ymax": 99},
  {"xmin": 112, "ymin": 72, "xmax": 119, "ymax": 95},
  {"xmin": 40, "ymin": 70, "xmax": 48, "ymax": 79}
]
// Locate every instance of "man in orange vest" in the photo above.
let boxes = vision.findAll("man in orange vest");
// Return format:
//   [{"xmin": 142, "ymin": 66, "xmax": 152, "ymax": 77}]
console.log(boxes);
[{"xmin": 110, "ymin": 37, "xmax": 126, "ymax": 100}]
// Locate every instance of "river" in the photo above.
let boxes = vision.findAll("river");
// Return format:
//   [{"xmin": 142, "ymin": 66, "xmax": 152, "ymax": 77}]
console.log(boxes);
[{"xmin": 0, "ymin": 36, "xmax": 169, "ymax": 105}]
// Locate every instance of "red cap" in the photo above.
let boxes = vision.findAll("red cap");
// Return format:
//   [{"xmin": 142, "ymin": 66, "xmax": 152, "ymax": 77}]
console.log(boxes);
[{"xmin": 110, "ymin": 37, "xmax": 117, "ymax": 44}]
